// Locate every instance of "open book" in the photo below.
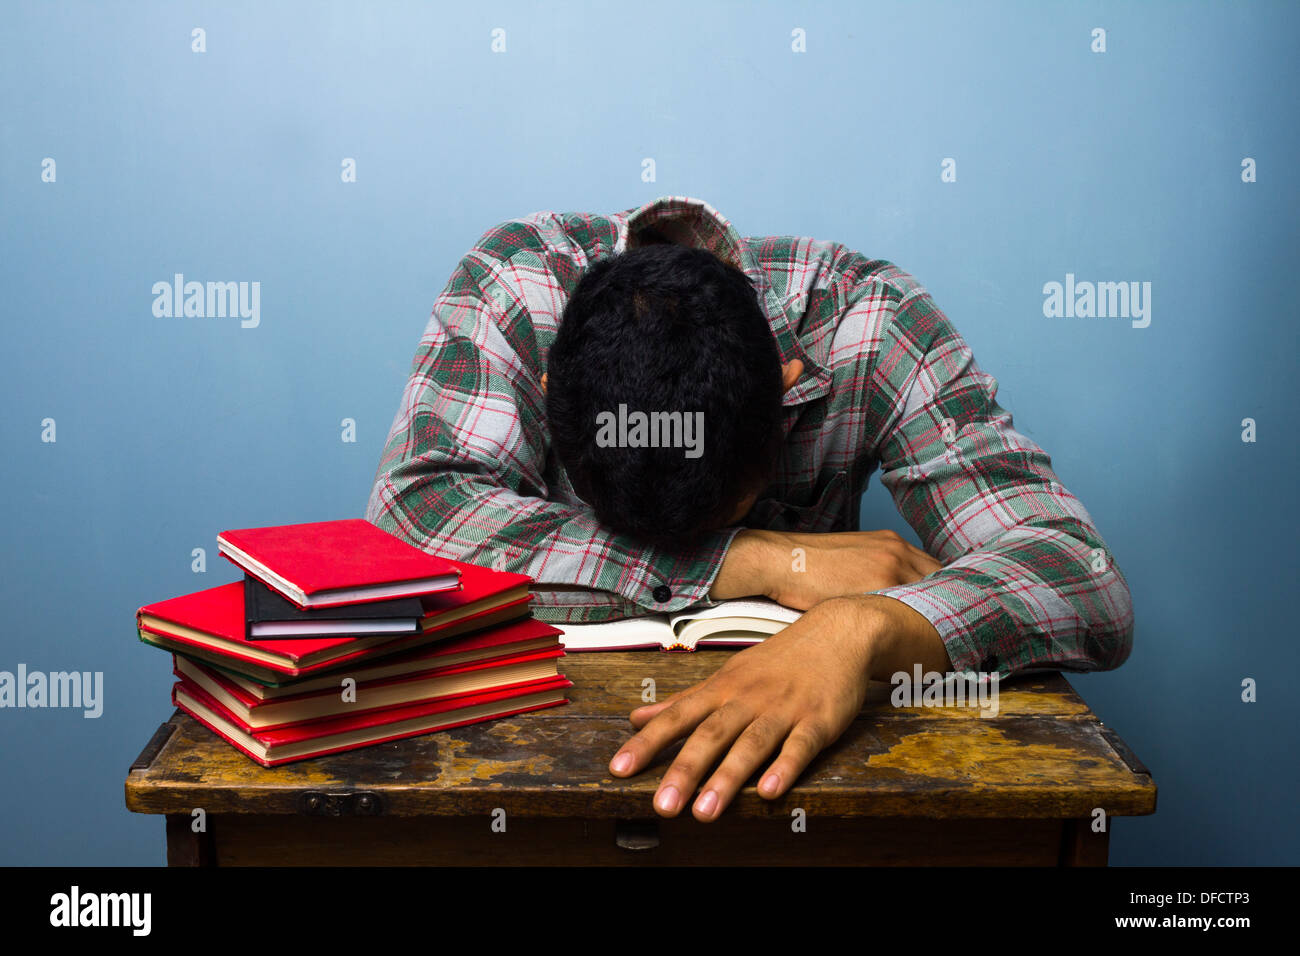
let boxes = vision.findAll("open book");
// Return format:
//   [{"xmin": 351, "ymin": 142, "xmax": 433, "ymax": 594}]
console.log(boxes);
[{"xmin": 556, "ymin": 599, "xmax": 802, "ymax": 652}]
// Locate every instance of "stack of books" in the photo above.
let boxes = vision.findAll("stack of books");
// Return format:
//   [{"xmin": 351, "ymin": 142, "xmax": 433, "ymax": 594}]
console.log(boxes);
[{"xmin": 136, "ymin": 519, "xmax": 571, "ymax": 766}]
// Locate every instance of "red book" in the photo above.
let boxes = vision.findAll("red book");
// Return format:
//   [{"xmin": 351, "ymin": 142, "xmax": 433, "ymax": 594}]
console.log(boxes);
[
  {"xmin": 217, "ymin": 519, "xmax": 461, "ymax": 608},
  {"xmin": 173, "ymin": 675, "xmax": 573, "ymax": 767},
  {"xmin": 138, "ymin": 560, "xmax": 531, "ymax": 684},
  {"xmin": 205, "ymin": 616, "xmax": 564, "ymax": 700},
  {"xmin": 174, "ymin": 645, "xmax": 566, "ymax": 730}
]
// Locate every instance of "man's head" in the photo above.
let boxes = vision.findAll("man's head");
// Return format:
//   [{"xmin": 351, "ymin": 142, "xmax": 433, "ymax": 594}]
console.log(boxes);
[{"xmin": 543, "ymin": 243, "xmax": 801, "ymax": 547}]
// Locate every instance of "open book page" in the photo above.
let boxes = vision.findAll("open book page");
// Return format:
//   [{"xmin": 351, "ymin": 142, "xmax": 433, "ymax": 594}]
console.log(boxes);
[
  {"xmin": 668, "ymin": 598, "xmax": 802, "ymax": 649},
  {"xmin": 554, "ymin": 599, "xmax": 803, "ymax": 652},
  {"xmin": 553, "ymin": 614, "xmax": 673, "ymax": 652}
]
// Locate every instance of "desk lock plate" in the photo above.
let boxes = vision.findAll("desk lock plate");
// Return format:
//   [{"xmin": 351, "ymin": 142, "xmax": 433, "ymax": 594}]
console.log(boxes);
[{"xmin": 298, "ymin": 790, "xmax": 384, "ymax": 817}]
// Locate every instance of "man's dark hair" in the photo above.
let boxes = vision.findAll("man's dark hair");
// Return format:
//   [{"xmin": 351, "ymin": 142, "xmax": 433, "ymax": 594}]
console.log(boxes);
[{"xmin": 545, "ymin": 242, "xmax": 785, "ymax": 546}]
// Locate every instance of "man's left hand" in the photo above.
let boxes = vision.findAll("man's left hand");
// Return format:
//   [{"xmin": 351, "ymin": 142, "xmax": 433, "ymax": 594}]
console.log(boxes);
[{"xmin": 606, "ymin": 593, "xmax": 951, "ymax": 821}]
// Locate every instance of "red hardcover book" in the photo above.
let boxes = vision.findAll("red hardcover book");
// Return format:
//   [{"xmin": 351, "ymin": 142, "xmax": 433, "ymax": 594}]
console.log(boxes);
[
  {"xmin": 137, "ymin": 560, "xmax": 532, "ymax": 684},
  {"xmin": 174, "ymin": 645, "xmax": 566, "ymax": 730},
  {"xmin": 206, "ymin": 616, "xmax": 563, "ymax": 700},
  {"xmin": 217, "ymin": 518, "xmax": 461, "ymax": 608},
  {"xmin": 173, "ymin": 675, "xmax": 573, "ymax": 767}
]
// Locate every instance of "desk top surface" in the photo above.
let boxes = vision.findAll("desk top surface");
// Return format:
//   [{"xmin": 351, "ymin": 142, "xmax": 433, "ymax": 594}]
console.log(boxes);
[{"xmin": 126, "ymin": 652, "xmax": 1156, "ymax": 819}]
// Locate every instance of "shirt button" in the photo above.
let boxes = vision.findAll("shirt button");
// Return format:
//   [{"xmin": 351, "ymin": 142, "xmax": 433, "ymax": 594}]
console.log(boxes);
[{"xmin": 652, "ymin": 585, "xmax": 672, "ymax": 603}]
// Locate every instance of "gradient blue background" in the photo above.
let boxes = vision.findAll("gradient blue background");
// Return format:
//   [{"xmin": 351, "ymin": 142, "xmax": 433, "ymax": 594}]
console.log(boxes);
[{"xmin": 1, "ymin": 0, "xmax": 1295, "ymax": 865}]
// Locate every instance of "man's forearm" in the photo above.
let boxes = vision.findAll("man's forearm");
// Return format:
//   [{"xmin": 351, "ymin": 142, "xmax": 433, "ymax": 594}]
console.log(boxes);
[
  {"xmin": 852, "ymin": 594, "xmax": 952, "ymax": 680},
  {"xmin": 708, "ymin": 529, "xmax": 777, "ymax": 601},
  {"xmin": 709, "ymin": 527, "xmax": 945, "ymax": 611},
  {"xmin": 710, "ymin": 529, "xmax": 952, "ymax": 677}
]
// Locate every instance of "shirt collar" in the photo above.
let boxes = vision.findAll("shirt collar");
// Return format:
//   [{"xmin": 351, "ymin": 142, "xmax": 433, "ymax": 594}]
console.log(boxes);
[{"xmin": 617, "ymin": 196, "xmax": 831, "ymax": 407}]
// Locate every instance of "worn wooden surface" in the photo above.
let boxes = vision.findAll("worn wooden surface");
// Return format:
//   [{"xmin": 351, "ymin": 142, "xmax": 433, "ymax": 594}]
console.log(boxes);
[{"xmin": 126, "ymin": 652, "xmax": 1156, "ymax": 821}]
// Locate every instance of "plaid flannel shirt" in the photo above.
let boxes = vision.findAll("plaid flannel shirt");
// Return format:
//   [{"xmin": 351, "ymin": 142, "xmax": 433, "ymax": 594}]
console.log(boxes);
[{"xmin": 366, "ymin": 196, "xmax": 1134, "ymax": 679}]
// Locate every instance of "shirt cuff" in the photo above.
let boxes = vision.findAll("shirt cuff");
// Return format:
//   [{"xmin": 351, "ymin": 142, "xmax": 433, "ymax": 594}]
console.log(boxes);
[
  {"xmin": 866, "ymin": 577, "xmax": 996, "ymax": 678},
  {"xmin": 625, "ymin": 524, "xmax": 743, "ymax": 613},
  {"xmin": 530, "ymin": 525, "xmax": 743, "ymax": 623}
]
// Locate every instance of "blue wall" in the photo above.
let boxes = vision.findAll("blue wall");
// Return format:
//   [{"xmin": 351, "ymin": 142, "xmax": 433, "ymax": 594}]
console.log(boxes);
[{"xmin": 1, "ymin": 0, "xmax": 1295, "ymax": 865}]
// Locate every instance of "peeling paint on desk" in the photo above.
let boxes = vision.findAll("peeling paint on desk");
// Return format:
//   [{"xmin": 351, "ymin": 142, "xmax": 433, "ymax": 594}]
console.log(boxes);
[
  {"xmin": 431, "ymin": 736, "xmax": 556, "ymax": 787},
  {"xmin": 867, "ymin": 723, "xmax": 1116, "ymax": 786}
]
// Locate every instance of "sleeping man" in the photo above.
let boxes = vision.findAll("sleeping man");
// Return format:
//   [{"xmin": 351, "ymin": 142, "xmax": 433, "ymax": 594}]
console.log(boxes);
[{"xmin": 365, "ymin": 196, "xmax": 1134, "ymax": 822}]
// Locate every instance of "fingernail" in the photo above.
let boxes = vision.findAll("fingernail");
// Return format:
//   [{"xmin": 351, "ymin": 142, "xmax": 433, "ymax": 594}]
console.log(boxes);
[
  {"xmin": 656, "ymin": 785, "xmax": 680, "ymax": 813},
  {"xmin": 694, "ymin": 789, "xmax": 718, "ymax": 817},
  {"xmin": 611, "ymin": 752, "xmax": 633, "ymax": 774},
  {"xmin": 759, "ymin": 772, "xmax": 781, "ymax": 796}
]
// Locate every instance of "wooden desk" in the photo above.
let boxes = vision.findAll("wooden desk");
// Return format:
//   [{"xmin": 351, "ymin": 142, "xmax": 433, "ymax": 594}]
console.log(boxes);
[{"xmin": 125, "ymin": 652, "xmax": 1156, "ymax": 866}]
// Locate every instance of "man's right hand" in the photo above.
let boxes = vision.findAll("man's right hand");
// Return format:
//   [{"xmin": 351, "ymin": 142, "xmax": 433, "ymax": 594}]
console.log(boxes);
[{"xmin": 710, "ymin": 529, "xmax": 943, "ymax": 610}]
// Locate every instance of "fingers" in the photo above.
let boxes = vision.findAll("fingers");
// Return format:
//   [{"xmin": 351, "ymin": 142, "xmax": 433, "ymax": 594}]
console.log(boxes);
[
  {"xmin": 856, "ymin": 530, "xmax": 942, "ymax": 577},
  {"xmin": 617, "ymin": 700, "xmax": 825, "ymax": 821},
  {"xmin": 628, "ymin": 689, "xmax": 685, "ymax": 728},
  {"xmin": 755, "ymin": 719, "xmax": 829, "ymax": 800},
  {"xmin": 909, "ymin": 551, "xmax": 943, "ymax": 578},
  {"xmin": 650, "ymin": 701, "xmax": 758, "ymax": 817},
  {"xmin": 905, "ymin": 540, "xmax": 943, "ymax": 572},
  {"xmin": 608, "ymin": 689, "xmax": 716, "ymax": 778},
  {"xmin": 878, "ymin": 530, "xmax": 943, "ymax": 580},
  {"xmin": 691, "ymin": 712, "xmax": 791, "ymax": 821},
  {"xmin": 891, "ymin": 536, "xmax": 940, "ymax": 570},
  {"xmin": 874, "ymin": 544, "xmax": 939, "ymax": 587}
]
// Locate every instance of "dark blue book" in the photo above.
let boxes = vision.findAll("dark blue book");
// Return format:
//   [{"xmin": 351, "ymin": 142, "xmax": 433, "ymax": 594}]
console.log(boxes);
[{"xmin": 243, "ymin": 575, "xmax": 423, "ymax": 641}]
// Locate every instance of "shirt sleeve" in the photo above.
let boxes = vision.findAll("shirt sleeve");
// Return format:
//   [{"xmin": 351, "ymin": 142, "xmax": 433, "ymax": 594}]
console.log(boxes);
[
  {"xmin": 364, "ymin": 248, "xmax": 738, "ymax": 625},
  {"xmin": 862, "ymin": 286, "xmax": 1135, "ymax": 680}
]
